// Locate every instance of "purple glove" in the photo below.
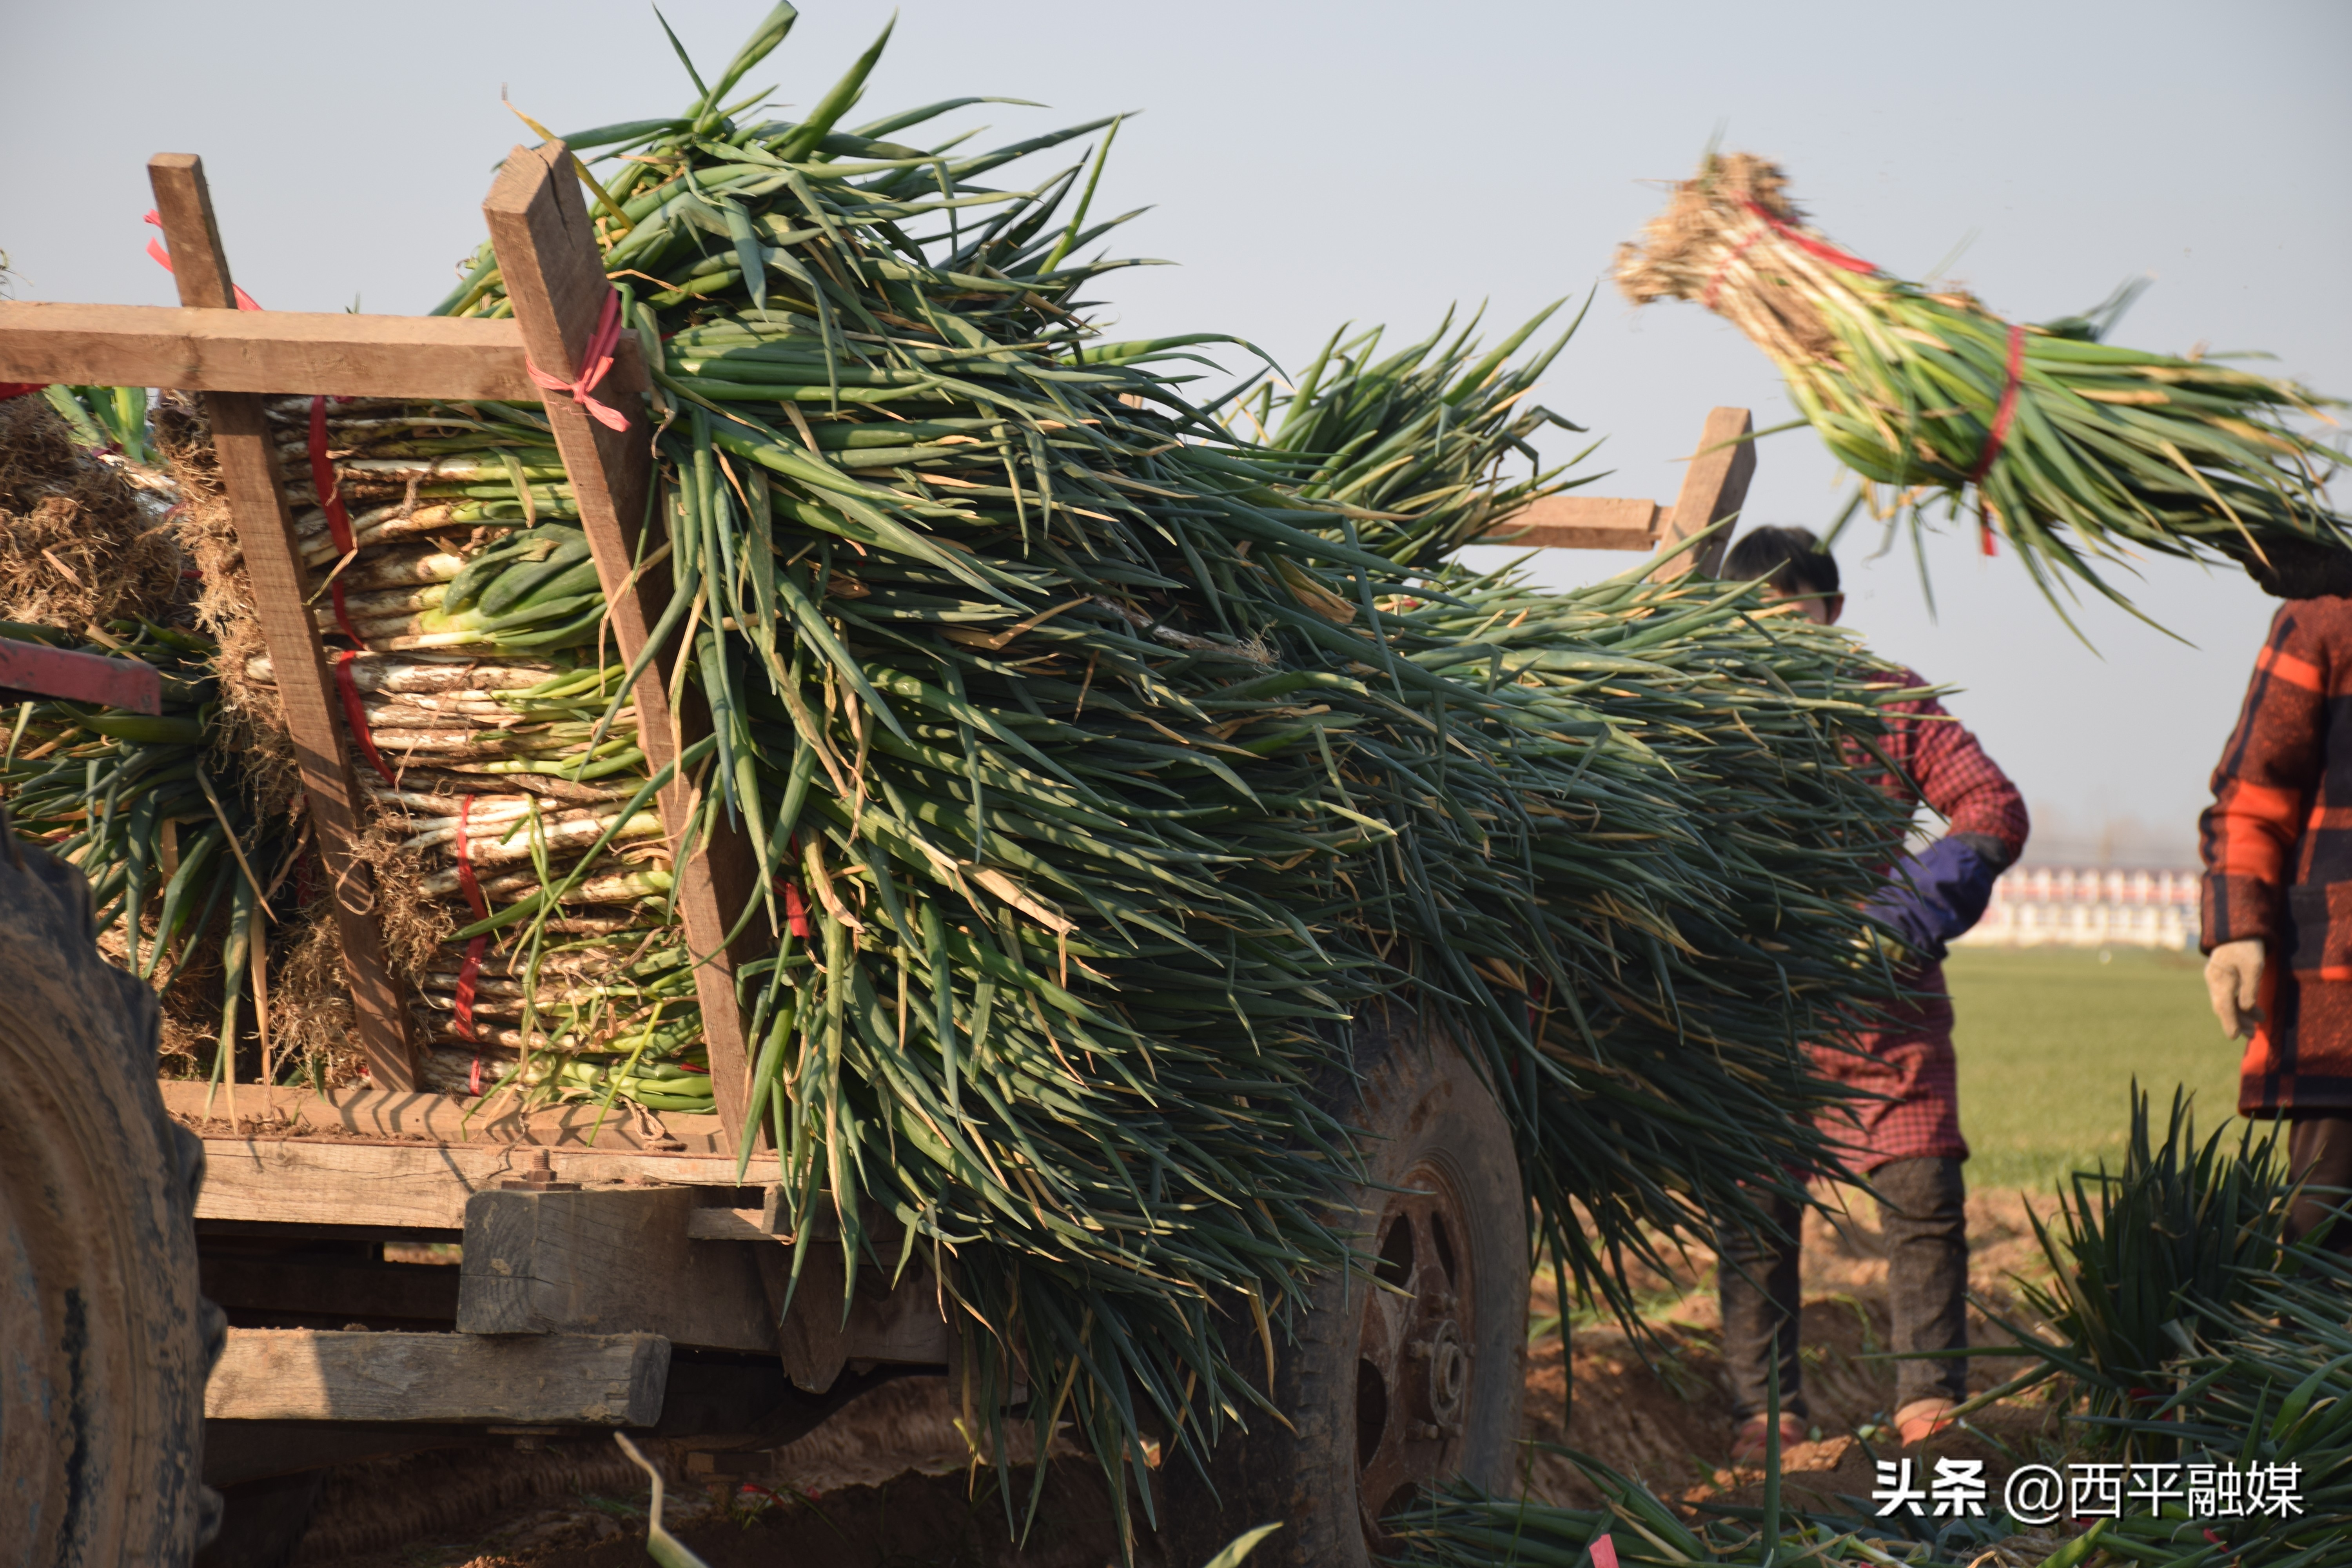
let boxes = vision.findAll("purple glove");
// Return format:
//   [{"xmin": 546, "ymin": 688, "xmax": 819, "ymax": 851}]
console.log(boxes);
[{"xmin": 1863, "ymin": 834, "xmax": 2005, "ymax": 962}]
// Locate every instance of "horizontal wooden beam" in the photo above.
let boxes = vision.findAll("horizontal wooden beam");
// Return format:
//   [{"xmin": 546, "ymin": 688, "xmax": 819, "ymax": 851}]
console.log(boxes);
[
  {"xmin": 0, "ymin": 639, "xmax": 162, "ymax": 713},
  {"xmin": 191, "ymin": 1130, "xmax": 782, "ymax": 1232},
  {"xmin": 156, "ymin": 1080, "xmax": 735, "ymax": 1156},
  {"xmin": 204, "ymin": 1328, "xmax": 667, "ymax": 1424},
  {"xmin": 0, "ymin": 298, "xmax": 644, "ymax": 402},
  {"xmin": 1478, "ymin": 494, "xmax": 1666, "ymax": 551}
]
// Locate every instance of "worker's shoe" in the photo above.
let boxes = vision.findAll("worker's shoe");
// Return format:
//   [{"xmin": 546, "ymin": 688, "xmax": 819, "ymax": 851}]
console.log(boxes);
[
  {"xmin": 1894, "ymin": 1397, "xmax": 1959, "ymax": 1444},
  {"xmin": 1729, "ymin": 1413, "xmax": 1807, "ymax": 1465}
]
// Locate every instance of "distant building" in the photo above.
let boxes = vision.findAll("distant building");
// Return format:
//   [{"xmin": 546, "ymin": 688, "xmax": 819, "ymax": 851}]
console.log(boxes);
[{"xmin": 1956, "ymin": 864, "xmax": 2201, "ymax": 951}]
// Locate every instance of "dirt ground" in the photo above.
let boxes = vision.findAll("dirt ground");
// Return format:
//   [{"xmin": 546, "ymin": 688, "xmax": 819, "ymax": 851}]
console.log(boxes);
[{"xmin": 280, "ymin": 1189, "xmax": 2067, "ymax": 1568}]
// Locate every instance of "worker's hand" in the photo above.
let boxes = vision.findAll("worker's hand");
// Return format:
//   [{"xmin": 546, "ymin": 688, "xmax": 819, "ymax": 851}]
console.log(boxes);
[{"xmin": 2206, "ymin": 938, "xmax": 2266, "ymax": 1040}]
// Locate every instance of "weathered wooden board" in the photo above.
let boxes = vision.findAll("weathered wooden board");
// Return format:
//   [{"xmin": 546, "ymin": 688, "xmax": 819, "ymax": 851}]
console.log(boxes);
[
  {"xmin": 1652, "ymin": 407, "xmax": 1757, "ymax": 582},
  {"xmin": 0, "ymin": 300, "xmax": 646, "ymax": 401},
  {"xmin": 148, "ymin": 152, "xmax": 415, "ymax": 1089},
  {"xmin": 481, "ymin": 142, "xmax": 764, "ymax": 1145},
  {"xmin": 156, "ymin": 1080, "xmax": 737, "ymax": 1156},
  {"xmin": 457, "ymin": 1187, "xmax": 776, "ymax": 1354},
  {"xmin": 204, "ymin": 1328, "xmax": 667, "ymax": 1424},
  {"xmin": 1478, "ymin": 494, "xmax": 1664, "ymax": 551},
  {"xmin": 193, "ymin": 1134, "xmax": 780, "ymax": 1232},
  {"xmin": 0, "ymin": 639, "xmax": 162, "ymax": 712}
]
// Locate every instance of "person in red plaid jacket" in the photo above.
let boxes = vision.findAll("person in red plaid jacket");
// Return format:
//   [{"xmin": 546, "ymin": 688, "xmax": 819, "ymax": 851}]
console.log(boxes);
[
  {"xmin": 1715, "ymin": 527, "xmax": 2030, "ymax": 1462},
  {"xmin": 2201, "ymin": 597, "xmax": 2352, "ymax": 1252}
]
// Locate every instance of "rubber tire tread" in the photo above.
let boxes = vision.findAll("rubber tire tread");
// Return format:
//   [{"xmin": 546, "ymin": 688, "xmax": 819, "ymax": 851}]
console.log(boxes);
[
  {"xmin": 0, "ymin": 829, "xmax": 221, "ymax": 1565},
  {"xmin": 1155, "ymin": 1007, "xmax": 1527, "ymax": 1568}
]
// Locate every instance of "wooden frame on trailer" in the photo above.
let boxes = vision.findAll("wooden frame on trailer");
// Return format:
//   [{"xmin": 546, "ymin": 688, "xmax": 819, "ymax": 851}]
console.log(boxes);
[
  {"xmin": 0, "ymin": 143, "xmax": 1760, "ymax": 1132},
  {"xmin": 0, "ymin": 147, "xmax": 764, "ymax": 1138}
]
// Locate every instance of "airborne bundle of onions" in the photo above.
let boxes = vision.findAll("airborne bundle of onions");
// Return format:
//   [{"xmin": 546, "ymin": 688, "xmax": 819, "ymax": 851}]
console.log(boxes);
[{"xmin": 1615, "ymin": 152, "xmax": 2347, "ymax": 613}]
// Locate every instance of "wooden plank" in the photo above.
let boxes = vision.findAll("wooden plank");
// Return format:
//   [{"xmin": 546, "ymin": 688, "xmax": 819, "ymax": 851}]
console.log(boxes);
[
  {"xmin": 0, "ymin": 639, "xmax": 161, "ymax": 712},
  {"xmin": 0, "ymin": 300, "xmax": 636, "ymax": 401},
  {"xmin": 770, "ymin": 1244, "xmax": 956, "ymax": 1393},
  {"xmin": 149, "ymin": 153, "xmax": 416, "ymax": 1090},
  {"xmin": 156, "ymin": 1080, "xmax": 738, "ymax": 1155},
  {"xmin": 1651, "ymin": 407, "xmax": 1757, "ymax": 582},
  {"xmin": 192, "ymin": 1133, "xmax": 782, "ymax": 1232},
  {"xmin": 481, "ymin": 142, "xmax": 762, "ymax": 1145},
  {"xmin": 456, "ymin": 1187, "xmax": 777, "ymax": 1354},
  {"xmin": 1478, "ymin": 495, "xmax": 1663, "ymax": 551},
  {"xmin": 204, "ymin": 1328, "xmax": 667, "ymax": 1424}
]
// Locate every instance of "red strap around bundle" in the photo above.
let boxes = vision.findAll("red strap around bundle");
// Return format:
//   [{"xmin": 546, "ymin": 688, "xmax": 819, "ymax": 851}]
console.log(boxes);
[
  {"xmin": 0, "ymin": 383, "xmax": 44, "ymax": 401},
  {"xmin": 1739, "ymin": 199, "xmax": 1877, "ymax": 276},
  {"xmin": 305, "ymin": 396, "xmax": 371, "ymax": 643},
  {"xmin": 1969, "ymin": 323, "xmax": 2027, "ymax": 486},
  {"xmin": 453, "ymin": 794, "xmax": 491, "ymax": 920},
  {"xmin": 524, "ymin": 289, "xmax": 630, "ymax": 432},
  {"xmin": 452, "ymin": 796, "xmax": 492, "ymax": 1076},
  {"xmin": 143, "ymin": 212, "xmax": 262, "ymax": 310},
  {"xmin": 307, "ymin": 396, "xmax": 357, "ymax": 554},
  {"xmin": 331, "ymin": 650, "xmax": 397, "ymax": 785},
  {"xmin": 1703, "ymin": 224, "xmax": 1768, "ymax": 312}
]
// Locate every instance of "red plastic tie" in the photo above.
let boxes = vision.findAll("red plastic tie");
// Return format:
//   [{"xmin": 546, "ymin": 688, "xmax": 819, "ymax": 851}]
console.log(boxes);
[
  {"xmin": 782, "ymin": 879, "xmax": 812, "ymax": 939},
  {"xmin": 1969, "ymin": 323, "xmax": 2027, "ymax": 485},
  {"xmin": 0, "ymin": 383, "xmax": 44, "ymax": 401},
  {"xmin": 454, "ymin": 794, "xmax": 491, "ymax": 920},
  {"xmin": 143, "ymin": 211, "xmax": 262, "ymax": 310},
  {"xmin": 331, "ymin": 650, "xmax": 397, "ymax": 785},
  {"xmin": 1590, "ymin": 1535, "xmax": 1620, "ymax": 1568},
  {"xmin": 305, "ymin": 396, "xmax": 370, "ymax": 642},
  {"xmin": 524, "ymin": 289, "xmax": 630, "ymax": 432},
  {"xmin": 1703, "ymin": 223, "xmax": 1769, "ymax": 312},
  {"xmin": 456, "ymin": 935, "xmax": 489, "ymax": 1058},
  {"xmin": 307, "ymin": 396, "xmax": 357, "ymax": 554},
  {"xmin": 1739, "ymin": 200, "xmax": 1877, "ymax": 275},
  {"xmin": 452, "ymin": 795, "xmax": 492, "ymax": 1074}
]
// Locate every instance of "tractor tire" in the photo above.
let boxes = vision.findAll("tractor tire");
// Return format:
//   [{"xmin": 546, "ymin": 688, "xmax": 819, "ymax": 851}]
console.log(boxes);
[
  {"xmin": 1158, "ymin": 1009, "xmax": 1528, "ymax": 1567},
  {"xmin": 0, "ymin": 830, "xmax": 221, "ymax": 1565}
]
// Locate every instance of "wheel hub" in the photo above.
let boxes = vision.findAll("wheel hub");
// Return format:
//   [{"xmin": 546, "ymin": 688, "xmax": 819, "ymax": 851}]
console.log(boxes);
[{"xmin": 1353, "ymin": 1158, "xmax": 1477, "ymax": 1550}]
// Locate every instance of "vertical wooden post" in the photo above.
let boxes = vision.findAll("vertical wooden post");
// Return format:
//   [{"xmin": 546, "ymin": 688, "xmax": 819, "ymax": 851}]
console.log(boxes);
[
  {"xmin": 481, "ymin": 142, "xmax": 762, "ymax": 1145},
  {"xmin": 147, "ymin": 154, "xmax": 416, "ymax": 1090},
  {"xmin": 1650, "ymin": 407, "xmax": 1758, "ymax": 582}
]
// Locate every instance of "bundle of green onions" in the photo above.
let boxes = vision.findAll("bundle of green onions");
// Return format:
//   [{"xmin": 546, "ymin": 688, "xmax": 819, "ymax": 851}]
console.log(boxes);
[
  {"xmin": 1234, "ymin": 303, "xmax": 1598, "ymax": 568},
  {"xmin": 151, "ymin": 8, "xmax": 1926, "ymax": 1534},
  {"xmin": 2, "ymin": 619, "xmax": 277, "ymax": 1087},
  {"xmin": 1924, "ymin": 1092, "xmax": 2352, "ymax": 1565},
  {"xmin": 1615, "ymin": 153, "xmax": 2348, "ymax": 613}
]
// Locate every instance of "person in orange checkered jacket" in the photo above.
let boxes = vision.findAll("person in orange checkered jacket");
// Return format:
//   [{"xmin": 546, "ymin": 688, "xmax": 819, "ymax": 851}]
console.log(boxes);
[
  {"xmin": 2201, "ymin": 594, "xmax": 2352, "ymax": 1253},
  {"xmin": 1714, "ymin": 527, "xmax": 2030, "ymax": 1463}
]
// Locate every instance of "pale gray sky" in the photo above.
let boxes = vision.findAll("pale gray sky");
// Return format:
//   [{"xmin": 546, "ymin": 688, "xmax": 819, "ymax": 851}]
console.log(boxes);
[{"xmin": 7, "ymin": 0, "xmax": 2347, "ymax": 863}]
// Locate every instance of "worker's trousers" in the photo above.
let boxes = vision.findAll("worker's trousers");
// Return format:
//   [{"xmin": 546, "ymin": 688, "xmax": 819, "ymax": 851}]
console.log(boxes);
[
  {"xmin": 2286, "ymin": 1113, "xmax": 2352, "ymax": 1254},
  {"xmin": 1715, "ymin": 1156, "xmax": 1969, "ymax": 1423}
]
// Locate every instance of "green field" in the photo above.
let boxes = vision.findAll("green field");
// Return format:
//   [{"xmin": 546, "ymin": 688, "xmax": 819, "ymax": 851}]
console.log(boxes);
[{"xmin": 1946, "ymin": 945, "xmax": 2247, "ymax": 1193}]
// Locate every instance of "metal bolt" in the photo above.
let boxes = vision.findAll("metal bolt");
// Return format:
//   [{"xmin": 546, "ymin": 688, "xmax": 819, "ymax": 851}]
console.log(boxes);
[
  {"xmin": 1412, "ymin": 1421, "xmax": 1443, "ymax": 1441},
  {"xmin": 499, "ymin": 1147, "xmax": 579, "ymax": 1192},
  {"xmin": 1407, "ymin": 1339, "xmax": 1432, "ymax": 1361}
]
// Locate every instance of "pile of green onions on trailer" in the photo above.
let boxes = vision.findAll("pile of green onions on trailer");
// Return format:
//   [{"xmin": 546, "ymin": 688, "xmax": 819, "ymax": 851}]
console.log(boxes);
[{"xmin": 5, "ymin": 6, "xmax": 1947, "ymax": 1528}]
